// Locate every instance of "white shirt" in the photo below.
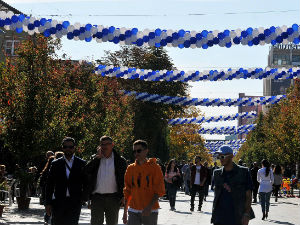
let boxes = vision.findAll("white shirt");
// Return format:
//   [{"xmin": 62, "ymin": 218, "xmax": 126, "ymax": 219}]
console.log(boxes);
[
  {"xmin": 257, "ymin": 167, "xmax": 274, "ymax": 193},
  {"xmin": 194, "ymin": 166, "xmax": 201, "ymax": 185},
  {"xmin": 64, "ymin": 155, "xmax": 74, "ymax": 197},
  {"xmin": 93, "ymin": 152, "xmax": 118, "ymax": 194}
]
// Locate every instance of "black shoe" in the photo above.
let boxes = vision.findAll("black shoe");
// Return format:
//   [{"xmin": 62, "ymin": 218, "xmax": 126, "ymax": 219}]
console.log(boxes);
[
  {"xmin": 190, "ymin": 207, "xmax": 194, "ymax": 212},
  {"xmin": 197, "ymin": 207, "xmax": 202, "ymax": 211},
  {"xmin": 266, "ymin": 212, "xmax": 268, "ymax": 219},
  {"xmin": 262, "ymin": 212, "xmax": 266, "ymax": 220}
]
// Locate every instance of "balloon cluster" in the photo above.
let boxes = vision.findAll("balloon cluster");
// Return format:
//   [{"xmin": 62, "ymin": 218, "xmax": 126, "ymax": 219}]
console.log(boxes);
[
  {"xmin": 120, "ymin": 90, "xmax": 286, "ymax": 107},
  {"xmin": 205, "ymin": 139, "xmax": 246, "ymax": 148},
  {"xmin": 95, "ymin": 65, "xmax": 300, "ymax": 82},
  {"xmin": 207, "ymin": 144, "xmax": 242, "ymax": 152},
  {"xmin": 168, "ymin": 111, "xmax": 257, "ymax": 125},
  {"xmin": 198, "ymin": 124, "xmax": 256, "ymax": 135},
  {"xmin": 0, "ymin": 11, "xmax": 299, "ymax": 49}
]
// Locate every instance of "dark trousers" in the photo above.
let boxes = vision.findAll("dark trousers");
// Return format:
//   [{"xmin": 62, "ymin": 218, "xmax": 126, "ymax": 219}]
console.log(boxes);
[
  {"xmin": 253, "ymin": 183, "xmax": 259, "ymax": 202},
  {"xmin": 190, "ymin": 184, "xmax": 204, "ymax": 209},
  {"xmin": 127, "ymin": 211, "xmax": 158, "ymax": 225},
  {"xmin": 167, "ymin": 183, "xmax": 178, "ymax": 208},
  {"xmin": 91, "ymin": 193, "xmax": 120, "ymax": 225},
  {"xmin": 51, "ymin": 198, "xmax": 82, "ymax": 225},
  {"xmin": 274, "ymin": 185, "xmax": 281, "ymax": 200}
]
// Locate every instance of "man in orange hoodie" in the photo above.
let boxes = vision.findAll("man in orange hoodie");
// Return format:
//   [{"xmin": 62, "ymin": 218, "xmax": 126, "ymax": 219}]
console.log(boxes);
[{"xmin": 123, "ymin": 140, "xmax": 165, "ymax": 225}]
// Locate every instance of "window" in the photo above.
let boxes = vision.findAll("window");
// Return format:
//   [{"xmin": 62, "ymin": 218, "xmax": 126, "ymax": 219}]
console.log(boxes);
[
  {"xmin": 273, "ymin": 54, "xmax": 290, "ymax": 65},
  {"xmin": 292, "ymin": 55, "xmax": 300, "ymax": 66},
  {"xmin": 4, "ymin": 40, "xmax": 20, "ymax": 56}
]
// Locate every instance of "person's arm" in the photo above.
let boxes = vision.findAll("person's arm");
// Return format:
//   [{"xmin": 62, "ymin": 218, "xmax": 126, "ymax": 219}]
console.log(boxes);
[
  {"xmin": 242, "ymin": 189, "xmax": 252, "ymax": 225},
  {"xmin": 270, "ymin": 170, "xmax": 274, "ymax": 184},
  {"xmin": 122, "ymin": 167, "xmax": 132, "ymax": 224},
  {"xmin": 200, "ymin": 167, "xmax": 207, "ymax": 186}
]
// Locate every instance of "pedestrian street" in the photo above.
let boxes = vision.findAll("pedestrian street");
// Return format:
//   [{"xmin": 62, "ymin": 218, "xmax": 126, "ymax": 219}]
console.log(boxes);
[{"xmin": 1, "ymin": 190, "xmax": 299, "ymax": 225}]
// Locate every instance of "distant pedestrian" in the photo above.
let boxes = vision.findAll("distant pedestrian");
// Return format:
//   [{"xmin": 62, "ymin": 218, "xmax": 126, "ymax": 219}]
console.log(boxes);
[
  {"xmin": 181, "ymin": 161, "xmax": 191, "ymax": 195},
  {"xmin": 257, "ymin": 159, "xmax": 274, "ymax": 220},
  {"xmin": 190, "ymin": 156, "xmax": 207, "ymax": 212},
  {"xmin": 211, "ymin": 145, "xmax": 255, "ymax": 225},
  {"xmin": 122, "ymin": 140, "xmax": 165, "ymax": 225},
  {"xmin": 165, "ymin": 159, "xmax": 181, "ymax": 211},
  {"xmin": 211, "ymin": 162, "xmax": 219, "ymax": 190},
  {"xmin": 273, "ymin": 165, "xmax": 283, "ymax": 202},
  {"xmin": 203, "ymin": 162, "xmax": 211, "ymax": 201},
  {"xmin": 250, "ymin": 162, "xmax": 260, "ymax": 203}
]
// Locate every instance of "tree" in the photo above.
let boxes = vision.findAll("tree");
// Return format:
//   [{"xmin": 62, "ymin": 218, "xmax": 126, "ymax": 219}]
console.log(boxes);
[
  {"xmin": 169, "ymin": 107, "xmax": 211, "ymax": 163},
  {"xmin": 0, "ymin": 36, "xmax": 134, "ymax": 170},
  {"xmin": 98, "ymin": 46, "xmax": 188, "ymax": 162}
]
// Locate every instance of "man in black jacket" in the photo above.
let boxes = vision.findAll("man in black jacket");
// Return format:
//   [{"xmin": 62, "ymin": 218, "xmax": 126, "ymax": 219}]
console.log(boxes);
[
  {"xmin": 45, "ymin": 137, "xmax": 86, "ymax": 225},
  {"xmin": 84, "ymin": 136, "xmax": 127, "ymax": 225}
]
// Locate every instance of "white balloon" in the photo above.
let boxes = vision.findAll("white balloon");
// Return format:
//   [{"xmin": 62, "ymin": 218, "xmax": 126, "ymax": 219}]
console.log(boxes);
[
  {"xmin": 167, "ymin": 43, "xmax": 173, "ymax": 47},
  {"xmin": 78, "ymin": 34, "xmax": 85, "ymax": 40},
  {"xmin": 161, "ymin": 32, "xmax": 167, "ymax": 39},
  {"xmin": 124, "ymin": 38, "xmax": 131, "ymax": 45},
  {"xmin": 38, "ymin": 26, "xmax": 46, "ymax": 33},
  {"xmin": 34, "ymin": 27, "xmax": 40, "ymax": 33},
  {"xmin": 55, "ymin": 32, "xmax": 63, "ymax": 39},
  {"xmin": 4, "ymin": 25, "xmax": 10, "ymax": 30},
  {"xmin": 74, "ymin": 22, "xmax": 81, "ymax": 29},
  {"xmin": 114, "ymin": 29, "xmax": 121, "ymax": 36},
  {"xmin": 131, "ymin": 35, "xmax": 138, "ymax": 42},
  {"xmin": 61, "ymin": 28, "xmax": 68, "ymax": 35},
  {"xmin": 23, "ymin": 25, "xmax": 28, "ymax": 32},
  {"xmin": 44, "ymin": 22, "xmax": 51, "ymax": 29},
  {"xmin": 23, "ymin": 19, "xmax": 30, "ymax": 26},
  {"xmin": 137, "ymin": 31, "xmax": 143, "ymax": 38},
  {"xmin": 73, "ymin": 36, "xmax": 79, "ymax": 41},
  {"xmin": 28, "ymin": 30, "xmax": 35, "ymax": 35},
  {"xmin": 282, "ymin": 39, "xmax": 289, "ymax": 44},
  {"xmin": 148, "ymin": 40, "xmax": 155, "ymax": 47},
  {"xmin": 29, "ymin": 17, "xmax": 35, "ymax": 23},
  {"xmin": 96, "ymin": 38, "xmax": 103, "ymax": 43},
  {"xmin": 85, "ymin": 31, "xmax": 92, "ymax": 38},
  {"xmin": 252, "ymin": 29, "xmax": 259, "ymax": 37},
  {"xmin": 154, "ymin": 36, "xmax": 161, "ymax": 43},
  {"xmin": 196, "ymin": 40, "xmax": 202, "ymax": 48},
  {"xmin": 91, "ymin": 27, "xmax": 98, "ymax": 34},
  {"xmin": 212, "ymin": 30, "xmax": 219, "ymax": 36},
  {"xmin": 67, "ymin": 25, "xmax": 75, "ymax": 32},
  {"xmin": 191, "ymin": 44, "xmax": 196, "ymax": 49},
  {"xmin": 184, "ymin": 32, "xmax": 191, "ymax": 40},
  {"xmin": 207, "ymin": 33, "xmax": 214, "ymax": 40},
  {"xmin": 0, "ymin": 11, "xmax": 6, "ymax": 19},
  {"xmin": 275, "ymin": 28, "xmax": 282, "ymax": 35},
  {"xmin": 235, "ymin": 28, "xmax": 242, "ymax": 36},
  {"xmin": 230, "ymin": 31, "xmax": 237, "ymax": 38},
  {"xmin": 281, "ymin": 25, "xmax": 288, "ymax": 32},
  {"xmin": 108, "ymin": 33, "xmax": 114, "ymax": 41},
  {"xmin": 120, "ymin": 27, "xmax": 126, "ymax": 34},
  {"xmin": 7, "ymin": 11, "xmax": 14, "ymax": 18},
  {"xmin": 97, "ymin": 25, "xmax": 104, "ymax": 31},
  {"xmin": 166, "ymin": 29, "xmax": 173, "ymax": 36}
]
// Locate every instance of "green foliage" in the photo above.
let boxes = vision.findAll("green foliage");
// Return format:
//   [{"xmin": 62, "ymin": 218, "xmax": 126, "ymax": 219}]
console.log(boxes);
[
  {"xmin": 0, "ymin": 36, "xmax": 134, "ymax": 168},
  {"xmin": 98, "ymin": 46, "xmax": 188, "ymax": 162},
  {"xmin": 237, "ymin": 79, "xmax": 300, "ymax": 168}
]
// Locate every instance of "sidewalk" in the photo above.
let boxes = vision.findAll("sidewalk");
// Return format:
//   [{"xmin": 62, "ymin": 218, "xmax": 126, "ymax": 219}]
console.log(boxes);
[{"xmin": 1, "ymin": 190, "xmax": 299, "ymax": 225}]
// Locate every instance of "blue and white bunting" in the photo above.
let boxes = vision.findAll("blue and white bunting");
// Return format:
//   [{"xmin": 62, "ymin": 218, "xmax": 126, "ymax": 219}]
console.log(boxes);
[
  {"xmin": 120, "ymin": 90, "xmax": 286, "ymax": 107},
  {"xmin": 168, "ymin": 111, "xmax": 257, "ymax": 125},
  {"xmin": 0, "ymin": 11, "xmax": 299, "ymax": 49},
  {"xmin": 95, "ymin": 65, "xmax": 300, "ymax": 82},
  {"xmin": 198, "ymin": 124, "xmax": 256, "ymax": 135}
]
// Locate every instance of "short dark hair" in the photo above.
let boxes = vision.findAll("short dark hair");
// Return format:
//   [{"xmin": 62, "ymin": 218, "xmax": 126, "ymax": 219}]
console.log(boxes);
[
  {"xmin": 62, "ymin": 137, "xmax": 75, "ymax": 146},
  {"xmin": 133, "ymin": 140, "xmax": 148, "ymax": 150},
  {"xmin": 100, "ymin": 136, "xmax": 113, "ymax": 143}
]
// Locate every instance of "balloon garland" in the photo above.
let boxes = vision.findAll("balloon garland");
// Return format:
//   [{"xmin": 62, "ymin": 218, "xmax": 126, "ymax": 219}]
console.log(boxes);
[
  {"xmin": 198, "ymin": 124, "xmax": 256, "ymax": 135},
  {"xmin": 169, "ymin": 111, "xmax": 257, "ymax": 125},
  {"xmin": 120, "ymin": 90, "xmax": 286, "ymax": 107},
  {"xmin": 205, "ymin": 139, "xmax": 246, "ymax": 147},
  {"xmin": 0, "ymin": 11, "xmax": 299, "ymax": 49},
  {"xmin": 95, "ymin": 65, "xmax": 300, "ymax": 82}
]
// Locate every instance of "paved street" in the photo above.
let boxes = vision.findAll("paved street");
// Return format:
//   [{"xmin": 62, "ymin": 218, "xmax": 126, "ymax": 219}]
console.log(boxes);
[{"xmin": 1, "ymin": 190, "xmax": 299, "ymax": 225}]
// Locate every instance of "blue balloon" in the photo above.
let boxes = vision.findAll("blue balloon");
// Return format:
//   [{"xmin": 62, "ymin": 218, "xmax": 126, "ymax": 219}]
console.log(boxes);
[
  {"xmin": 258, "ymin": 33, "xmax": 265, "ymax": 41},
  {"xmin": 85, "ymin": 37, "xmax": 92, "ymax": 42},
  {"xmin": 85, "ymin": 24, "xmax": 93, "ymax": 31},
  {"xmin": 233, "ymin": 37, "xmax": 240, "ymax": 44},
  {"xmin": 108, "ymin": 26, "xmax": 115, "ymax": 33},
  {"xmin": 281, "ymin": 32, "xmax": 288, "ymax": 39},
  {"xmin": 184, "ymin": 40, "xmax": 191, "ymax": 48},
  {"xmin": 287, "ymin": 28, "xmax": 294, "ymax": 35},
  {"xmin": 155, "ymin": 28, "xmax": 162, "ymax": 36},
  {"xmin": 40, "ymin": 18, "xmax": 47, "ymax": 26},
  {"xmin": 276, "ymin": 36, "xmax": 283, "ymax": 43},
  {"xmin": 178, "ymin": 29, "xmax": 185, "ymax": 37},
  {"xmin": 160, "ymin": 39, "xmax": 167, "ymax": 46},
  {"xmin": 11, "ymin": 15, "xmax": 19, "ymax": 23},
  {"xmin": 131, "ymin": 28, "xmax": 138, "ymax": 35},
  {"xmin": 62, "ymin": 21, "xmax": 70, "ymax": 29},
  {"xmin": 102, "ymin": 28, "xmax": 109, "ymax": 35},
  {"xmin": 225, "ymin": 42, "xmax": 232, "ymax": 48},
  {"xmin": 79, "ymin": 27, "xmax": 86, "ymax": 33},
  {"xmin": 270, "ymin": 26, "xmax": 276, "ymax": 33},
  {"xmin": 149, "ymin": 32, "xmax": 155, "ymax": 39},
  {"xmin": 241, "ymin": 30, "xmax": 248, "ymax": 38},
  {"xmin": 224, "ymin": 29, "xmax": 230, "ymax": 36},
  {"xmin": 172, "ymin": 32, "xmax": 179, "ymax": 40},
  {"xmin": 196, "ymin": 33, "xmax": 202, "ymax": 40},
  {"xmin": 0, "ymin": 19, "xmax": 6, "ymax": 27},
  {"xmin": 16, "ymin": 27, "xmax": 23, "ymax": 33},
  {"xmin": 28, "ymin": 23, "xmax": 35, "ymax": 30},
  {"xmin": 166, "ymin": 36, "xmax": 173, "ymax": 43},
  {"xmin": 247, "ymin": 41, "xmax": 253, "ymax": 46},
  {"xmin": 34, "ymin": 20, "xmax": 41, "ymax": 27},
  {"xmin": 155, "ymin": 43, "xmax": 161, "ymax": 48},
  {"xmin": 293, "ymin": 38, "xmax": 300, "ymax": 44},
  {"xmin": 207, "ymin": 40, "xmax": 214, "ymax": 47},
  {"xmin": 43, "ymin": 29, "xmax": 51, "ymax": 37},
  {"xmin": 201, "ymin": 30, "xmax": 208, "ymax": 38},
  {"xmin": 136, "ymin": 38, "xmax": 143, "ymax": 46},
  {"xmin": 252, "ymin": 37, "xmax": 260, "ymax": 45},
  {"xmin": 292, "ymin": 24, "xmax": 299, "ymax": 31},
  {"xmin": 49, "ymin": 27, "xmax": 57, "ymax": 34},
  {"xmin": 213, "ymin": 37, "xmax": 220, "ymax": 44},
  {"xmin": 73, "ymin": 29, "xmax": 80, "ymax": 36},
  {"xmin": 218, "ymin": 32, "xmax": 225, "ymax": 40},
  {"xmin": 56, "ymin": 24, "xmax": 63, "ymax": 31},
  {"xmin": 4, "ymin": 18, "xmax": 12, "ymax": 26},
  {"xmin": 246, "ymin": 27, "xmax": 253, "ymax": 35},
  {"xmin": 19, "ymin": 14, "xmax": 26, "ymax": 22},
  {"xmin": 202, "ymin": 44, "xmax": 208, "ymax": 49},
  {"xmin": 178, "ymin": 43, "xmax": 184, "ymax": 49},
  {"xmin": 143, "ymin": 36, "xmax": 149, "ymax": 42},
  {"xmin": 264, "ymin": 29, "xmax": 271, "ymax": 36}
]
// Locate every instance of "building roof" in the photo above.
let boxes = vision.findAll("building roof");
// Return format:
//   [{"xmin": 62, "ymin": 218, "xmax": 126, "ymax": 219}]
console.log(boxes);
[{"xmin": 0, "ymin": 0, "xmax": 22, "ymax": 14}]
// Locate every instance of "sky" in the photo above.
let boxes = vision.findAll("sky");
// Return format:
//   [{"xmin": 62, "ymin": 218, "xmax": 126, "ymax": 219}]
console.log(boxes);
[{"xmin": 5, "ymin": 0, "xmax": 300, "ymax": 140}]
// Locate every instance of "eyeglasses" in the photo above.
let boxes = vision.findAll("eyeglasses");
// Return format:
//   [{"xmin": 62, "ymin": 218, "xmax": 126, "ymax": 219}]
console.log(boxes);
[
  {"xmin": 63, "ymin": 145, "xmax": 74, "ymax": 149},
  {"xmin": 217, "ymin": 154, "xmax": 231, "ymax": 160},
  {"xmin": 133, "ymin": 149, "xmax": 144, "ymax": 154}
]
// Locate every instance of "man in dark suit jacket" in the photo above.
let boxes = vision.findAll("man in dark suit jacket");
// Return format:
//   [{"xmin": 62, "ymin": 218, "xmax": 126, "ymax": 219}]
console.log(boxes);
[
  {"xmin": 45, "ymin": 137, "xmax": 86, "ymax": 225},
  {"xmin": 83, "ymin": 136, "xmax": 127, "ymax": 225}
]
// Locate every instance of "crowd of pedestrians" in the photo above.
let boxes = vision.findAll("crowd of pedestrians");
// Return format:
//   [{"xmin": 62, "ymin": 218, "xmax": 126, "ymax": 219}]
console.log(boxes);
[{"xmin": 0, "ymin": 137, "xmax": 299, "ymax": 225}]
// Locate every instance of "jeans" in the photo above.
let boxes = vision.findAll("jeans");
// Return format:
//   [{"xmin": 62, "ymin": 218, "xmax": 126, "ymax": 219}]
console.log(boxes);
[
  {"xmin": 190, "ymin": 184, "xmax": 205, "ymax": 209},
  {"xmin": 184, "ymin": 180, "xmax": 190, "ymax": 195},
  {"xmin": 167, "ymin": 183, "xmax": 178, "ymax": 208},
  {"xmin": 259, "ymin": 192, "xmax": 272, "ymax": 213},
  {"xmin": 127, "ymin": 211, "xmax": 158, "ymax": 225}
]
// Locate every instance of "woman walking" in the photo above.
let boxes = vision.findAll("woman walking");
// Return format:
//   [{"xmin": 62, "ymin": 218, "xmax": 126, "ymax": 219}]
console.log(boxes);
[
  {"xmin": 165, "ymin": 159, "xmax": 181, "ymax": 211},
  {"xmin": 273, "ymin": 165, "xmax": 283, "ymax": 202},
  {"xmin": 257, "ymin": 159, "xmax": 274, "ymax": 220}
]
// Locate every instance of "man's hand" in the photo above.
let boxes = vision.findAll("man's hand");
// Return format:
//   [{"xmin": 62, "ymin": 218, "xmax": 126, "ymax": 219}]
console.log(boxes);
[
  {"xmin": 122, "ymin": 212, "xmax": 128, "ymax": 224},
  {"xmin": 96, "ymin": 146, "xmax": 104, "ymax": 159},
  {"xmin": 242, "ymin": 215, "xmax": 250, "ymax": 225},
  {"xmin": 142, "ymin": 205, "xmax": 152, "ymax": 217},
  {"xmin": 45, "ymin": 205, "xmax": 52, "ymax": 216}
]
